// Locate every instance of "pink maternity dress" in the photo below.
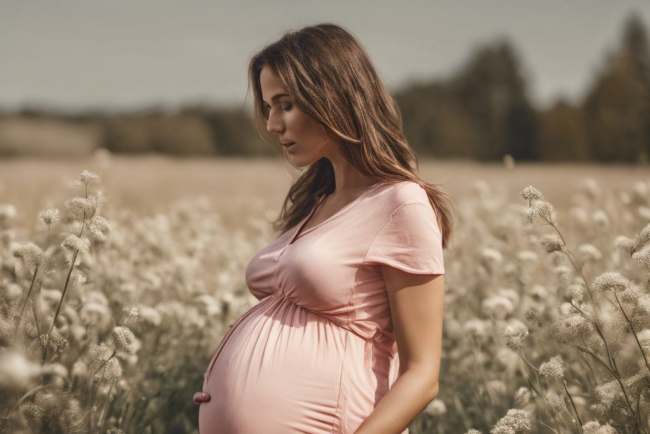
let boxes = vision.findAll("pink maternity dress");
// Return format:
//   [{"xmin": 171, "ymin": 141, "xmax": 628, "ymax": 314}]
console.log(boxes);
[{"xmin": 199, "ymin": 180, "xmax": 445, "ymax": 434}]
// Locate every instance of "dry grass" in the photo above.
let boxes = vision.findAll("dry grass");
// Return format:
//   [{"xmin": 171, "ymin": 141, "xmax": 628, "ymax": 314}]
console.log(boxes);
[
  {"xmin": 1, "ymin": 155, "xmax": 647, "ymax": 233},
  {"xmin": 2, "ymin": 156, "xmax": 650, "ymax": 434}
]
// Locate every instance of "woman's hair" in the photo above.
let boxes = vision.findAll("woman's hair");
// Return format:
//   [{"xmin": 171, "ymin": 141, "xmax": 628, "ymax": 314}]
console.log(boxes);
[{"xmin": 247, "ymin": 22, "xmax": 454, "ymax": 248}]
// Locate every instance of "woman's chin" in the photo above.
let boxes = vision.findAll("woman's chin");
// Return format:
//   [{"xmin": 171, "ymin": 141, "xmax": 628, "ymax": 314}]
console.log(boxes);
[{"xmin": 286, "ymin": 149, "xmax": 322, "ymax": 168}]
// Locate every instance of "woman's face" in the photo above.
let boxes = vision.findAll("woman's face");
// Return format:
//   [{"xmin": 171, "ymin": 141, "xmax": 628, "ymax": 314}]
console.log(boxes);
[{"xmin": 260, "ymin": 65, "xmax": 331, "ymax": 167}]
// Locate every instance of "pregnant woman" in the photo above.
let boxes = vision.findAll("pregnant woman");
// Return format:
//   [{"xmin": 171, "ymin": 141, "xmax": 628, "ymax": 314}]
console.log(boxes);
[{"xmin": 195, "ymin": 22, "xmax": 453, "ymax": 434}]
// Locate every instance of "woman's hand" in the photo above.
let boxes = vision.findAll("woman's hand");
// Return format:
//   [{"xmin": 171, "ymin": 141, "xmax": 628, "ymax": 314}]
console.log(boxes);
[{"xmin": 193, "ymin": 392, "xmax": 211, "ymax": 405}]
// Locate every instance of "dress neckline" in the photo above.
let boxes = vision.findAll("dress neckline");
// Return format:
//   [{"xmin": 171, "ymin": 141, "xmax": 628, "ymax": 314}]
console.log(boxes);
[{"xmin": 287, "ymin": 181, "xmax": 385, "ymax": 245}]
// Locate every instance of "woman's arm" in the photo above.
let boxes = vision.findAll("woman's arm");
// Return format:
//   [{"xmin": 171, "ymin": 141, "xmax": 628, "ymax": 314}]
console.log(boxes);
[{"xmin": 354, "ymin": 268, "xmax": 445, "ymax": 434}]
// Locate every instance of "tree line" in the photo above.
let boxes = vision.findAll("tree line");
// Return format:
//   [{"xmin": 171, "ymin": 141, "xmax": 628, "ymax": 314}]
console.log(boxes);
[{"xmin": 1, "ymin": 13, "xmax": 648, "ymax": 162}]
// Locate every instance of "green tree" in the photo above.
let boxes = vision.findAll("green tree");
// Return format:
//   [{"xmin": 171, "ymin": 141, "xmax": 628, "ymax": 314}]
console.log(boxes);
[{"xmin": 582, "ymin": 13, "xmax": 650, "ymax": 162}]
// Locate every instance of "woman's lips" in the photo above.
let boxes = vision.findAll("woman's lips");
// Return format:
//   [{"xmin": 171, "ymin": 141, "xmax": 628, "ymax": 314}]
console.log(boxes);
[{"xmin": 282, "ymin": 142, "xmax": 295, "ymax": 149}]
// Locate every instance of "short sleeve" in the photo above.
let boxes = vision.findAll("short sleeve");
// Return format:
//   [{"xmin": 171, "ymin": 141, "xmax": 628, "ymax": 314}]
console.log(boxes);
[{"xmin": 364, "ymin": 202, "xmax": 445, "ymax": 275}]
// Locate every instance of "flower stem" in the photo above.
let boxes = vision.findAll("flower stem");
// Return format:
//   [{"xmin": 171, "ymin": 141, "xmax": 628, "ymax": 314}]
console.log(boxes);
[
  {"xmin": 612, "ymin": 291, "xmax": 650, "ymax": 376},
  {"xmin": 42, "ymin": 249, "xmax": 78, "ymax": 365},
  {"xmin": 561, "ymin": 380, "xmax": 583, "ymax": 433},
  {"xmin": 13, "ymin": 267, "xmax": 39, "ymax": 344}
]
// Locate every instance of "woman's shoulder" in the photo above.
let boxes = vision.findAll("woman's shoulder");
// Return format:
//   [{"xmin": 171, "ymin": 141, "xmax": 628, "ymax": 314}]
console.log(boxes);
[{"xmin": 379, "ymin": 180, "xmax": 429, "ymax": 208}]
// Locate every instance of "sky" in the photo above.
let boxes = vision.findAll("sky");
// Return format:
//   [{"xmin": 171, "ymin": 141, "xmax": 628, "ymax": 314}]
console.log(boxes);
[{"xmin": 1, "ymin": 0, "xmax": 649, "ymax": 113}]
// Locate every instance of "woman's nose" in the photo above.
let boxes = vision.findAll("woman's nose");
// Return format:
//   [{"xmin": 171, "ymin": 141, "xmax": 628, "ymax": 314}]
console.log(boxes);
[{"xmin": 266, "ymin": 114, "xmax": 283, "ymax": 135}]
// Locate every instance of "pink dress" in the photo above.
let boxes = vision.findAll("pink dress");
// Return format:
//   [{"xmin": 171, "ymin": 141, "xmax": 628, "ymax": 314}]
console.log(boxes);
[{"xmin": 199, "ymin": 180, "xmax": 445, "ymax": 434}]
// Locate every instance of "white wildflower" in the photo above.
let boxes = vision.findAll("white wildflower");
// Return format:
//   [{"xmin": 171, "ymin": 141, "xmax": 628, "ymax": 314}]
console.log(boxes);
[
  {"xmin": 0, "ymin": 350, "xmax": 42, "ymax": 390},
  {"xmin": 504, "ymin": 322, "xmax": 529, "ymax": 350},
  {"xmin": 514, "ymin": 387, "xmax": 531, "ymax": 408},
  {"xmin": 553, "ymin": 315, "xmax": 592, "ymax": 343},
  {"xmin": 632, "ymin": 246, "xmax": 650, "ymax": 268},
  {"xmin": 567, "ymin": 284, "xmax": 584, "ymax": 302},
  {"xmin": 13, "ymin": 243, "xmax": 47, "ymax": 270},
  {"xmin": 105, "ymin": 358, "xmax": 122, "ymax": 380},
  {"xmin": 41, "ymin": 363, "xmax": 68, "ymax": 378},
  {"xmin": 540, "ymin": 235, "xmax": 563, "ymax": 253},
  {"xmin": 539, "ymin": 355, "xmax": 564, "ymax": 379},
  {"xmin": 482, "ymin": 248, "xmax": 503, "ymax": 264},
  {"xmin": 487, "ymin": 379, "xmax": 507, "ymax": 395},
  {"xmin": 520, "ymin": 186, "xmax": 544, "ymax": 201},
  {"xmin": 614, "ymin": 236, "xmax": 634, "ymax": 256},
  {"xmin": 594, "ymin": 379, "xmax": 620, "ymax": 408},
  {"xmin": 634, "ymin": 222, "xmax": 650, "ymax": 251},
  {"xmin": 70, "ymin": 360, "xmax": 88, "ymax": 379},
  {"xmin": 524, "ymin": 305, "xmax": 543, "ymax": 324},
  {"xmin": 80, "ymin": 303, "xmax": 112, "ymax": 331},
  {"xmin": 498, "ymin": 288, "xmax": 520, "ymax": 308},
  {"xmin": 111, "ymin": 326, "xmax": 138, "ymax": 355},
  {"xmin": 89, "ymin": 215, "xmax": 115, "ymax": 238},
  {"xmin": 79, "ymin": 170, "xmax": 100, "ymax": 186},
  {"xmin": 583, "ymin": 421, "xmax": 617, "ymax": 434},
  {"xmin": 61, "ymin": 235, "xmax": 91, "ymax": 253},
  {"xmin": 71, "ymin": 270, "xmax": 87, "ymax": 285},
  {"xmin": 528, "ymin": 285, "xmax": 548, "ymax": 299},
  {"xmin": 532, "ymin": 201, "xmax": 558, "ymax": 225},
  {"xmin": 64, "ymin": 197, "xmax": 97, "ymax": 218},
  {"xmin": 121, "ymin": 307, "xmax": 139, "ymax": 326},
  {"xmin": 553, "ymin": 265, "xmax": 572, "ymax": 285},
  {"xmin": 577, "ymin": 244, "xmax": 602, "ymax": 263},
  {"xmin": 463, "ymin": 318, "xmax": 489, "ymax": 338},
  {"xmin": 138, "ymin": 306, "xmax": 162, "ymax": 327},
  {"xmin": 38, "ymin": 209, "xmax": 60, "ymax": 227},
  {"xmin": 490, "ymin": 408, "xmax": 531, "ymax": 433},
  {"xmin": 593, "ymin": 272, "xmax": 631, "ymax": 293},
  {"xmin": 424, "ymin": 399, "xmax": 447, "ymax": 417},
  {"xmin": 546, "ymin": 390, "xmax": 568, "ymax": 416},
  {"xmin": 483, "ymin": 295, "xmax": 515, "ymax": 320}
]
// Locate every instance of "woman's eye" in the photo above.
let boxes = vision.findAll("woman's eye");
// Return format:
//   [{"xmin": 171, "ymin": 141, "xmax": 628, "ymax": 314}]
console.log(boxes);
[{"xmin": 281, "ymin": 103, "xmax": 292, "ymax": 112}]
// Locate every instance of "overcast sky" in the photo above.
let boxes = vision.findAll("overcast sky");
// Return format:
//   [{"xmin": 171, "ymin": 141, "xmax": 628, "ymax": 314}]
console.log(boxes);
[{"xmin": 1, "ymin": 0, "xmax": 649, "ymax": 113}]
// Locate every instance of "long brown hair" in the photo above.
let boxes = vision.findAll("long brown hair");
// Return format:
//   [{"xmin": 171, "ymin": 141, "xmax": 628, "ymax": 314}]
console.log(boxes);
[{"xmin": 247, "ymin": 23, "xmax": 454, "ymax": 248}]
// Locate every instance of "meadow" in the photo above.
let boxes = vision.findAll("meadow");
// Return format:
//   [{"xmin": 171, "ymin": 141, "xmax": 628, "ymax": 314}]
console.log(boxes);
[{"xmin": 1, "ymin": 151, "xmax": 650, "ymax": 434}]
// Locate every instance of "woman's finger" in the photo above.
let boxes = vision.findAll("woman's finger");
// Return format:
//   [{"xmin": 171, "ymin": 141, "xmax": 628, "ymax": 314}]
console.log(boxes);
[{"xmin": 193, "ymin": 392, "xmax": 211, "ymax": 405}]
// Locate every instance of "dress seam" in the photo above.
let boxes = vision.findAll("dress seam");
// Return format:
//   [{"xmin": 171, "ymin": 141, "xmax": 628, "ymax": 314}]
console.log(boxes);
[
  {"xmin": 331, "ymin": 329, "xmax": 349, "ymax": 433},
  {"xmin": 330, "ymin": 214, "xmax": 394, "ymax": 433},
  {"xmin": 359, "ymin": 200, "xmax": 426, "ymax": 401},
  {"xmin": 358, "ymin": 201, "xmax": 418, "ymax": 340},
  {"xmin": 272, "ymin": 246, "xmax": 288, "ymax": 295}
]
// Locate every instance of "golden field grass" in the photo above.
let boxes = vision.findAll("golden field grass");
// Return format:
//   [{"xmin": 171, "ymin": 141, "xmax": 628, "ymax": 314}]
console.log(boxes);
[
  {"xmin": 0, "ymin": 155, "xmax": 648, "ymax": 233},
  {"xmin": 1, "ymin": 154, "xmax": 650, "ymax": 434}
]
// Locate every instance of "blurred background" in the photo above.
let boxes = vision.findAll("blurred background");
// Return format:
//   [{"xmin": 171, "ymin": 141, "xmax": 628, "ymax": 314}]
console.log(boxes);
[
  {"xmin": 1, "ymin": 0, "xmax": 649, "ymax": 162},
  {"xmin": 1, "ymin": 0, "xmax": 650, "ymax": 229}
]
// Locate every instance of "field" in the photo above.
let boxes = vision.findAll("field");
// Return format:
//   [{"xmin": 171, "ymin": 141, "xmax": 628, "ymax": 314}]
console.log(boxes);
[{"xmin": 1, "ymin": 154, "xmax": 650, "ymax": 434}]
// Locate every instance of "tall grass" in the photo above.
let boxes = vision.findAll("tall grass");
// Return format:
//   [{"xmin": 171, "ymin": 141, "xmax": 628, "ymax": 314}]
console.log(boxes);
[{"xmin": 0, "ymin": 162, "xmax": 649, "ymax": 433}]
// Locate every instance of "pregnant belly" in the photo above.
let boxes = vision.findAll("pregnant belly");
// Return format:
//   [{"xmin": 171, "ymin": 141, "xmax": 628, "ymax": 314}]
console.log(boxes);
[{"xmin": 199, "ymin": 293, "xmax": 350, "ymax": 434}]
